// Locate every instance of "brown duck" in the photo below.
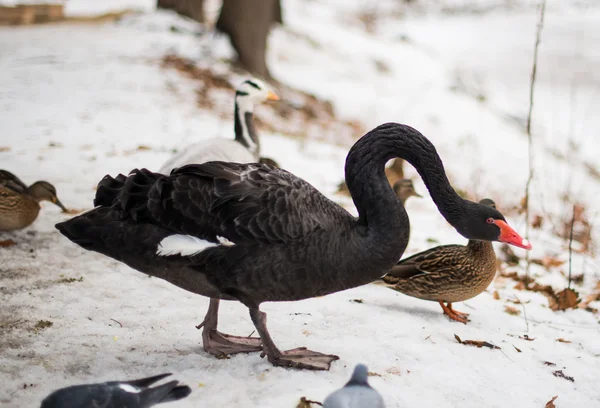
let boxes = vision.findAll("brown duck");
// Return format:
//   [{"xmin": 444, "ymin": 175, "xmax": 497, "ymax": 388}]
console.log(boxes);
[
  {"xmin": 379, "ymin": 198, "xmax": 499, "ymax": 324},
  {"xmin": 392, "ymin": 179, "xmax": 422, "ymax": 205},
  {"xmin": 0, "ymin": 170, "xmax": 67, "ymax": 233}
]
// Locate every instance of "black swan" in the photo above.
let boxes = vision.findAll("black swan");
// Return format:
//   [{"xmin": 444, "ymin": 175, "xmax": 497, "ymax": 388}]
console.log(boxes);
[
  {"xmin": 158, "ymin": 78, "xmax": 279, "ymax": 173},
  {"xmin": 55, "ymin": 123, "xmax": 531, "ymax": 371},
  {"xmin": 40, "ymin": 373, "xmax": 191, "ymax": 408}
]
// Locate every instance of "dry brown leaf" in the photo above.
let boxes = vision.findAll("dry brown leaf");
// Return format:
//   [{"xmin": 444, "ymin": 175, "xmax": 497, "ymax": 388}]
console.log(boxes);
[
  {"xmin": 545, "ymin": 395, "xmax": 558, "ymax": 408},
  {"xmin": 556, "ymin": 338, "xmax": 571, "ymax": 344},
  {"xmin": 0, "ymin": 239, "xmax": 17, "ymax": 247},
  {"xmin": 0, "ymin": 146, "xmax": 10, "ymax": 152},
  {"xmin": 519, "ymin": 335, "xmax": 535, "ymax": 341},
  {"xmin": 385, "ymin": 367, "xmax": 402, "ymax": 376},
  {"xmin": 513, "ymin": 345, "xmax": 522, "ymax": 353},
  {"xmin": 493, "ymin": 291, "xmax": 500, "ymax": 300},
  {"xmin": 543, "ymin": 361, "xmax": 556, "ymax": 366},
  {"xmin": 367, "ymin": 371, "xmax": 382, "ymax": 377},
  {"xmin": 531, "ymin": 256, "xmax": 565, "ymax": 270},
  {"xmin": 296, "ymin": 397, "xmax": 322, "ymax": 407},
  {"xmin": 454, "ymin": 334, "xmax": 500, "ymax": 350},
  {"xmin": 532, "ymin": 214, "xmax": 544, "ymax": 229},
  {"xmin": 504, "ymin": 305, "xmax": 521, "ymax": 316},
  {"xmin": 137, "ymin": 145, "xmax": 152, "ymax": 151},
  {"xmin": 548, "ymin": 288, "xmax": 580, "ymax": 311}
]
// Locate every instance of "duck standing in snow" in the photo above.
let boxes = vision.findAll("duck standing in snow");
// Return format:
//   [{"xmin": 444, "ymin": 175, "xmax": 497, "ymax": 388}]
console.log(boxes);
[
  {"xmin": 158, "ymin": 78, "xmax": 279, "ymax": 173},
  {"xmin": 0, "ymin": 170, "xmax": 66, "ymax": 235},
  {"xmin": 40, "ymin": 373, "xmax": 191, "ymax": 408},
  {"xmin": 379, "ymin": 198, "xmax": 501, "ymax": 324},
  {"xmin": 56, "ymin": 123, "xmax": 531, "ymax": 371},
  {"xmin": 392, "ymin": 179, "xmax": 421, "ymax": 205},
  {"xmin": 323, "ymin": 364, "xmax": 385, "ymax": 408}
]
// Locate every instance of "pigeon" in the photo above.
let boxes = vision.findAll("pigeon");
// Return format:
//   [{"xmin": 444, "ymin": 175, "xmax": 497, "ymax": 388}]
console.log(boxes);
[
  {"xmin": 40, "ymin": 373, "xmax": 191, "ymax": 408},
  {"xmin": 323, "ymin": 364, "xmax": 385, "ymax": 408}
]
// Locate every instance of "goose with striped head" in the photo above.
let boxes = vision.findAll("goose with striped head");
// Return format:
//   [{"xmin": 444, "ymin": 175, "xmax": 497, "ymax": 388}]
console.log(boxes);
[
  {"xmin": 55, "ymin": 123, "xmax": 531, "ymax": 371},
  {"xmin": 158, "ymin": 79, "xmax": 279, "ymax": 174}
]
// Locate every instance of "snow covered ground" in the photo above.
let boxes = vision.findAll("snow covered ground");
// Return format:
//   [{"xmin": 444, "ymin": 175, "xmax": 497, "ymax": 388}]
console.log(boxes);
[{"xmin": 1, "ymin": 0, "xmax": 599, "ymax": 407}]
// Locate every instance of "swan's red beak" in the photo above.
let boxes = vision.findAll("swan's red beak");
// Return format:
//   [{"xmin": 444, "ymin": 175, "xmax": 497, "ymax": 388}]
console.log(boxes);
[{"xmin": 493, "ymin": 220, "xmax": 532, "ymax": 250}]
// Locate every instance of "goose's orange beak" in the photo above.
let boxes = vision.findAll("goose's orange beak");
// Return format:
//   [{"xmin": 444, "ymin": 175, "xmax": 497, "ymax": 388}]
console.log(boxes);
[
  {"xmin": 493, "ymin": 220, "xmax": 532, "ymax": 250},
  {"xmin": 267, "ymin": 91, "xmax": 279, "ymax": 101}
]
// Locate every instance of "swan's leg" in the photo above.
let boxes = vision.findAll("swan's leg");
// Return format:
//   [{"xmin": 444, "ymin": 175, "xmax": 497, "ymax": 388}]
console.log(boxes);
[
  {"xmin": 249, "ymin": 307, "xmax": 339, "ymax": 371},
  {"xmin": 196, "ymin": 298, "xmax": 263, "ymax": 356},
  {"xmin": 438, "ymin": 301, "xmax": 469, "ymax": 324}
]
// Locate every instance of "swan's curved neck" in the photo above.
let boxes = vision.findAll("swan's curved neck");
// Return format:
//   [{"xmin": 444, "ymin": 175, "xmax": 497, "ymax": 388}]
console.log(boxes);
[
  {"xmin": 345, "ymin": 123, "xmax": 464, "ymax": 231},
  {"xmin": 234, "ymin": 96, "xmax": 259, "ymax": 157}
]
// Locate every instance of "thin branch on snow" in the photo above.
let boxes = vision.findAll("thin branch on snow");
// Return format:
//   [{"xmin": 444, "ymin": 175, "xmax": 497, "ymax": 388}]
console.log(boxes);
[
  {"xmin": 524, "ymin": 0, "xmax": 547, "ymax": 284},
  {"xmin": 568, "ymin": 205, "xmax": 575, "ymax": 289}
]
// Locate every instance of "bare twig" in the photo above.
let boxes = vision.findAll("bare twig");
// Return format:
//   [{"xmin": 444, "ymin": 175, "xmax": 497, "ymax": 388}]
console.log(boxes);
[
  {"xmin": 513, "ymin": 294, "xmax": 530, "ymax": 333},
  {"xmin": 524, "ymin": 0, "xmax": 547, "ymax": 284},
  {"xmin": 568, "ymin": 204, "xmax": 575, "ymax": 289},
  {"xmin": 109, "ymin": 318, "xmax": 123, "ymax": 328}
]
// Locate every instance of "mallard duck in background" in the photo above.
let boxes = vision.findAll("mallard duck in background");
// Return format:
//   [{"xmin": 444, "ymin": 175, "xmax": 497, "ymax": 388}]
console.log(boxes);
[
  {"xmin": 56, "ymin": 124, "xmax": 531, "ymax": 370},
  {"xmin": 336, "ymin": 158, "xmax": 406, "ymax": 196},
  {"xmin": 0, "ymin": 170, "xmax": 66, "ymax": 235},
  {"xmin": 158, "ymin": 78, "xmax": 279, "ymax": 173},
  {"xmin": 378, "ymin": 198, "xmax": 503, "ymax": 324},
  {"xmin": 258, "ymin": 156, "xmax": 280, "ymax": 168},
  {"xmin": 392, "ymin": 179, "xmax": 422, "ymax": 205}
]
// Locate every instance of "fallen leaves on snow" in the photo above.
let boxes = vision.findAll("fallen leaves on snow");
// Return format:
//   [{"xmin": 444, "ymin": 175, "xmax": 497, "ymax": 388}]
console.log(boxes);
[
  {"xmin": 545, "ymin": 395, "xmax": 558, "ymax": 407},
  {"xmin": 454, "ymin": 334, "xmax": 500, "ymax": 350}
]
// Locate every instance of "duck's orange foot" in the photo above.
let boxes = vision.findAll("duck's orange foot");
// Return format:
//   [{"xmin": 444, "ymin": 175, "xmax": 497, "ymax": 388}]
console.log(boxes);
[
  {"xmin": 262, "ymin": 347, "xmax": 339, "ymax": 371},
  {"xmin": 0, "ymin": 239, "xmax": 16, "ymax": 247},
  {"xmin": 439, "ymin": 301, "xmax": 470, "ymax": 324}
]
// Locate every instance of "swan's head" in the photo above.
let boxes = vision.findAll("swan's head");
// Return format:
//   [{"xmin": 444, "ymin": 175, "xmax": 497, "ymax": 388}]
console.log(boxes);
[
  {"xmin": 235, "ymin": 79, "xmax": 279, "ymax": 112},
  {"xmin": 457, "ymin": 199, "xmax": 532, "ymax": 250}
]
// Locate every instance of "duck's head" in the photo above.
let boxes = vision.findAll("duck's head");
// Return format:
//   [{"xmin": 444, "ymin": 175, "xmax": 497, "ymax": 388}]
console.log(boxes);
[
  {"xmin": 28, "ymin": 181, "xmax": 67, "ymax": 212},
  {"xmin": 392, "ymin": 179, "xmax": 422, "ymax": 204},
  {"xmin": 455, "ymin": 199, "xmax": 531, "ymax": 250},
  {"xmin": 258, "ymin": 157, "xmax": 280, "ymax": 168},
  {"xmin": 235, "ymin": 79, "xmax": 279, "ymax": 112}
]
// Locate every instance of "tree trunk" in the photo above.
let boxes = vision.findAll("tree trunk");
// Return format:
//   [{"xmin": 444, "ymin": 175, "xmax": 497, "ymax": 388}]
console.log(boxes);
[
  {"xmin": 216, "ymin": 0, "xmax": 282, "ymax": 79},
  {"xmin": 157, "ymin": 0, "xmax": 205, "ymax": 24}
]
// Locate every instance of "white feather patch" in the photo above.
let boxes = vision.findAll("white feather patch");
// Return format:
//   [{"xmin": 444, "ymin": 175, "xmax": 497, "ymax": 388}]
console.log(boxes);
[
  {"xmin": 217, "ymin": 235, "xmax": 235, "ymax": 246},
  {"xmin": 118, "ymin": 384, "xmax": 141, "ymax": 394},
  {"xmin": 157, "ymin": 234, "xmax": 218, "ymax": 256}
]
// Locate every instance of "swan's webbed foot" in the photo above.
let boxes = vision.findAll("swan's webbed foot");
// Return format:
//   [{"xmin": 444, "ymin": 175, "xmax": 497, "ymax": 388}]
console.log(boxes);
[
  {"xmin": 262, "ymin": 347, "xmax": 340, "ymax": 371},
  {"xmin": 204, "ymin": 330, "xmax": 263, "ymax": 356},
  {"xmin": 198, "ymin": 298, "xmax": 263, "ymax": 356},
  {"xmin": 249, "ymin": 307, "xmax": 339, "ymax": 371}
]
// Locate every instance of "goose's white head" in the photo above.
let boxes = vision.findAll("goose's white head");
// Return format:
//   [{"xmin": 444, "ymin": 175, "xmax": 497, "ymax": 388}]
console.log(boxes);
[{"xmin": 235, "ymin": 79, "xmax": 279, "ymax": 113}]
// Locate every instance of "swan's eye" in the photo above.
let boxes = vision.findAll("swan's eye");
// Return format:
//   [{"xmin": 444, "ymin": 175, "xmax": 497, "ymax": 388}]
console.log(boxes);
[{"xmin": 486, "ymin": 218, "xmax": 494, "ymax": 224}]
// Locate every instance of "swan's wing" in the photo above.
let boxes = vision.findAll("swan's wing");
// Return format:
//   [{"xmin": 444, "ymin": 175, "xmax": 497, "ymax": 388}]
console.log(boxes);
[
  {"xmin": 107, "ymin": 162, "xmax": 346, "ymax": 246},
  {"xmin": 0, "ymin": 170, "xmax": 28, "ymax": 194},
  {"xmin": 383, "ymin": 244, "xmax": 466, "ymax": 281}
]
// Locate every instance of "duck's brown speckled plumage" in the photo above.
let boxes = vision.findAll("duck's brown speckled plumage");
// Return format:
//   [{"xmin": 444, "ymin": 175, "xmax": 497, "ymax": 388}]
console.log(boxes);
[
  {"xmin": 0, "ymin": 170, "xmax": 66, "ymax": 232},
  {"xmin": 380, "ymin": 198, "xmax": 498, "ymax": 323}
]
